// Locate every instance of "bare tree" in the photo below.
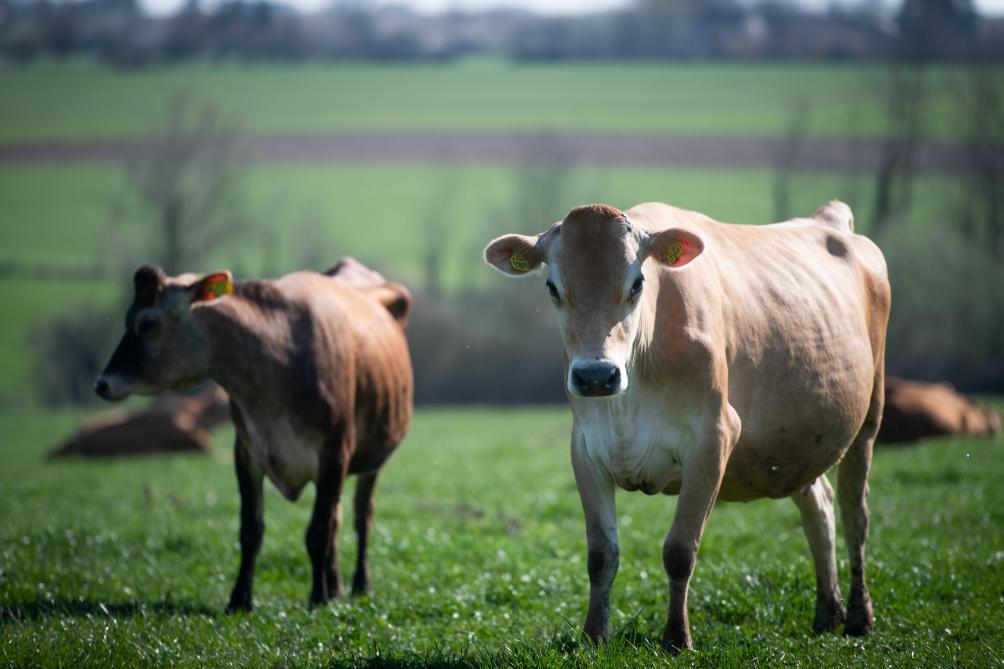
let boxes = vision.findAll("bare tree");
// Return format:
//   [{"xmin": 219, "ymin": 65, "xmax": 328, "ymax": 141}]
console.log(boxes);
[
  {"xmin": 771, "ymin": 97, "xmax": 811, "ymax": 222},
  {"xmin": 35, "ymin": 97, "xmax": 252, "ymax": 406},
  {"xmin": 109, "ymin": 95, "xmax": 248, "ymax": 275},
  {"xmin": 869, "ymin": 64, "xmax": 927, "ymax": 233}
]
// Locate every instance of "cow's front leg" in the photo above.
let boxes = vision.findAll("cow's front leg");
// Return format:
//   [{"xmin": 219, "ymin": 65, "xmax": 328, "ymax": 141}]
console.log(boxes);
[
  {"xmin": 227, "ymin": 436, "xmax": 264, "ymax": 613},
  {"xmin": 571, "ymin": 434, "xmax": 618, "ymax": 644},
  {"xmin": 662, "ymin": 405, "xmax": 739, "ymax": 653}
]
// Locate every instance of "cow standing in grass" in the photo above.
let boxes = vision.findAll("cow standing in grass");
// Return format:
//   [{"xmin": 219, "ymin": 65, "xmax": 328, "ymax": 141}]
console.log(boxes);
[
  {"xmin": 484, "ymin": 201, "xmax": 889, "ymax": 651},
  {"xmin": 95, "ymin": 258, "xmax": 413, "ymax": 610}
]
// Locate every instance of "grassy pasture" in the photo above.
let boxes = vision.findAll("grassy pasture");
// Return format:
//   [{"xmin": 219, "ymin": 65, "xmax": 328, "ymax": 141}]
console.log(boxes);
[
  {"xmin": 1, "ymin": 405, "xmax": 1002, "ymax": 667},
  {"xmin": 0, "ymin": 61, "xmax": 978, "ymax": 142}
]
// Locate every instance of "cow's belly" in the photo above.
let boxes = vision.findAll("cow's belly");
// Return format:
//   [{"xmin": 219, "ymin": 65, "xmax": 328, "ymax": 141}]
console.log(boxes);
[
  {"xmin": 236, "ymin": 406, "xmax": 321, "ymax": 501},
  {"xmin": 573, "ymin": 382, "xmax": 867, "ymax": 502}
]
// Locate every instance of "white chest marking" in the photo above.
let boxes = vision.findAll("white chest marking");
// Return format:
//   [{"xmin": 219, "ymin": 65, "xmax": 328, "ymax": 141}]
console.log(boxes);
[
  {"xmin": 573, "ymin": 385, "xmax": 699, "ymax": 494},
  {"xmin": 235, "ymin": 400, "xmax": 321, "ymax": 501}
]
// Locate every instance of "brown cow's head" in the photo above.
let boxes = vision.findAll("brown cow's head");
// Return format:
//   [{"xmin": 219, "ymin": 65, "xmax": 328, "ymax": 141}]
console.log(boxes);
[
  {"xmin": 484, "ymin": 204, "xmax": 704, "ymax": 398},
  {"xmin": 94, "ymin": 265, "xmax": 233, "ymax": 401}
]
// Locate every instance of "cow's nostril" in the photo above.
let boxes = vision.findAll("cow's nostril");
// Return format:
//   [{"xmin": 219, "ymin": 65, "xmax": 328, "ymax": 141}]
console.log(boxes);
[
  {"xmin": 571, "ymin": 362, "xmax": 622, "ymax": 397},
  {"xmin": 94, "ymin": 378, "xmax": 110, "ymax": 399}
]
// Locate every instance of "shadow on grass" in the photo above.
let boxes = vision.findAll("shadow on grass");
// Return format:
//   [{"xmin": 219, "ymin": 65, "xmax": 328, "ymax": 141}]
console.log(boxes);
[
  {"xmin": 0, "ymin": 596, "xmax": 217, "ymax": 625},
  {"xmin": 323, "ymin": 629, "xmax": 663, "ymax": 669}
]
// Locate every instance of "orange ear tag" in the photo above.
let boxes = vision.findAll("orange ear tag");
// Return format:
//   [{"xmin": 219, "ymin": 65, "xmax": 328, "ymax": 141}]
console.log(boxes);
[
  {"xmin": 510, "ymin": 252, "xmax": 530, "ymax": 273},
  {"xmin": 200, "ymin": 273, "xmax": 233, "ymax": 301},
  {"xmin": 667, "ymin": 241, "xmax": 684, "ymax": 266}
]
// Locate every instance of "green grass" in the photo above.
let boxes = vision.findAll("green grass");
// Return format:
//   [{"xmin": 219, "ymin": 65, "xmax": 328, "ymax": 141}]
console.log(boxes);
[
  {"xmin": 0, "ymin": 61, "xmax": 983, "ymax": 142},
  {"xmin": 1, "ymin": 405, "xmax": 1002, "ymax": 667}
]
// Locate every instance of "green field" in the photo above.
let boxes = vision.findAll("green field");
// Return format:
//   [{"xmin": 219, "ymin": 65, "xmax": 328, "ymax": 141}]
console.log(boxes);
[
  {"xmin": 0, "ymin": 61, "xmax": 978, "ymax": 142},
  {"xmin": 1, "ymin": 406, "xmax": 1002, "ymax": 667},
  {"xmin": 0, "ymin": 61, "xmax": 982, "ymax": 404}
]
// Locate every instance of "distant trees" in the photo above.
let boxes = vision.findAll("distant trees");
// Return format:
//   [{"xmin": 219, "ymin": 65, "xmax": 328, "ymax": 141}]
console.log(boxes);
[
  {"xmin": 3, "ymin": 0, "xmax": 1003, "ymax": 66},
  {"xmin": 34, "ymin": 98, "xmax": 252, "ymax": 406}
]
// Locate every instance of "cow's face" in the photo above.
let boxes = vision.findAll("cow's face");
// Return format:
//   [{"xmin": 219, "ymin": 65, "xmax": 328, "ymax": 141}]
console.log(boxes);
[
  {"xmin": 484, "ymin": 204, "xmax": 704, "ymax": 398},
  {"xmin": 94, "ymin": 265, "xmax": 232, "ymax": 401}
]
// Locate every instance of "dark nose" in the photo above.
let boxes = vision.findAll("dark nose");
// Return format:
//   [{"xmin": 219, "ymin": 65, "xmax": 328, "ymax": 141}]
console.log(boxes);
[
  {"xmin": 571, "ymin": 362, "xmax": 622, "ymax": 397},
  {"xmin": 94, "ymin": 377, "xmax": 111, "ymax": 400}
]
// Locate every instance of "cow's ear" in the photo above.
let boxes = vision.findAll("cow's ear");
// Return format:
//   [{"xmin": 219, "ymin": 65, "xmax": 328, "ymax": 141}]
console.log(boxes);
[
  {"xmin": 133, "ymin": 264, "xmax": 167, "ymax": 301},
  {"xmin": 484, "ymin": 234, "xmax": 545, "ymax": 276},
  {"xmin": 191, "ymin": 271, "xmax": 233, "ymax": 304},
  {"xmin": 647, "ymin": 228, "xmax": 705, "ymax": 269}
]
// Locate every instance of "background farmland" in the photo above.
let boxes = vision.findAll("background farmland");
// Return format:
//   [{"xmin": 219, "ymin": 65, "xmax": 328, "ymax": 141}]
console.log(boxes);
[{"xmin": 2, "ymin": 1, "xmax": 1003, "ymax": 665}]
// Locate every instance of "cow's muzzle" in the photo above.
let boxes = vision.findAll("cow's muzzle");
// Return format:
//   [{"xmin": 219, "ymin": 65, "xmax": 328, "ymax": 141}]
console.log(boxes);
[
  {"xmin": 93, "ymin": 374, "xmax": 132, "ymax": 402},
  {"xmin": 569, "ymin": 360, "xmax": 624, "ymax": 398}
]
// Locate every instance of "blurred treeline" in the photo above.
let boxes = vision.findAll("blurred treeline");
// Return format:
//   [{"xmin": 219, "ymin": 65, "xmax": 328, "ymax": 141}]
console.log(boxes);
[{"xmin": 2, "ymin": 0, "xmax": 1003, "ymax": 66}]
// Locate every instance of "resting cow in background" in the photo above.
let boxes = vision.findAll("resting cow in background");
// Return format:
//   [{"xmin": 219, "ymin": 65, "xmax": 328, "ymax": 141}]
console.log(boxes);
[
  {"xmin": 484, "ymin": 200, "xmax": 890, "ymax": 651},
  {"xmin": 51, "ymin": 384, "xmax": 229, "ymax": 458},
  {"xmin": 94, "ymin": 258, "xmax": 413, "ymax": 611},
  {"xmin": 879, "ymin": 377, "xmax": 1001, "ymax": 444}
]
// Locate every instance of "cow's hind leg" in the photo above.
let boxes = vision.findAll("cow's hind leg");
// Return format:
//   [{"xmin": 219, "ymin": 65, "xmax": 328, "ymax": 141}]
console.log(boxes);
[
  {"xmin": 837, "ymin": 378, "xmax": 882, "ymax": 636},
  {"xmin": 351, "ymin": 471, "xmax": 378, "ymax": 596},
  {"xmin": 792, "ymin": 475, "xmax": 845, "ymax": 632},
  {"xmin": 306, "ymin": 429, "xmax": 350, "ymax": 606}
]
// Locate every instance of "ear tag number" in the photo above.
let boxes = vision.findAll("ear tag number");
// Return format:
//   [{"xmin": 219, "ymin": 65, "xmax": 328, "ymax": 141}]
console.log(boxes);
[
  {"xmin": 667, "ymin": 241, "xmax": 683, "ymax": 265},
  {"xmin": 510, "ymin": 252, "xmax": 530, "ymax": 273},
  {"xmin": 200, "ymin": 273, "xmax": 233, "ymax": 301}
]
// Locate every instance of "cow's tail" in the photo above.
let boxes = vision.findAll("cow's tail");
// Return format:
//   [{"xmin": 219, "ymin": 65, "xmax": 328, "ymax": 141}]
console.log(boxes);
[{"xmin": 812, "ymin": 200, "xmax": 854, "ymax": 233}]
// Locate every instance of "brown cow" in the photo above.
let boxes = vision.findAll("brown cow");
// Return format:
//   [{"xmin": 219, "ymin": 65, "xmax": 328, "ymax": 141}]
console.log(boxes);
[
  {"xmin": 94, "ymin": 258, "xmax": 413, "ymax": 611},
  {"xmin": 879, "ymin": 377, "xmax": 1001, "ymax": 444},
  {"xmin": 50, "ymin": 385, "xmax": 229, "ymax": 458},
  {"xmin": 484, "ymin": 200, "xmax": 889, "ymax": 651}
]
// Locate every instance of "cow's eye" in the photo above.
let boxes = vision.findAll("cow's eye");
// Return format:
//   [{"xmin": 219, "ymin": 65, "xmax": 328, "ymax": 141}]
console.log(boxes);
[
  {"xmin": 546, "ymin": 280, "xmax": 560, "ymax": 303},
  {"xmin": 136, "ymin": 317, "xmax": 160, "ymax": 337},
  {"xmin": 629, "ymin": 276, "xmax": 644, "ymax": 300}
]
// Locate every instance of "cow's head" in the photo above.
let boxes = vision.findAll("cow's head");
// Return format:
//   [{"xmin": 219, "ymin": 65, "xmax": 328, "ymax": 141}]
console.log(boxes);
[
  {"xmin": 484, "ymin": 204, "xmax": 704, "ymax": 398},
  {"xmin": 94, "ymin": 265, "xmax": 233, "ymax": 401}
]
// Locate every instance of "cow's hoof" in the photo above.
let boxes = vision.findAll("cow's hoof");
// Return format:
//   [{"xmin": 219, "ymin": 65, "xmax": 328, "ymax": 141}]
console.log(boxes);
[
  {"xmin": 226, "ymin": 590, "xmax": 253, "ymax": 614},
  {"xmin": 843, "ymin": 599, "xmax": 874, "ymax": 637},
  {"xmin": 582, "ymin": 625, "xmax": 607, "ymax": 646},
  {"xmin": 812, "ymin": 601, "xmax": 846, "ymax": 634},
  {"xmin": 225, "ymin": 596, "xmax": 252, "ymax": 615},
  {"xmin": 661, "ymin": 628, "xmax": 692, "ymax": 655}
]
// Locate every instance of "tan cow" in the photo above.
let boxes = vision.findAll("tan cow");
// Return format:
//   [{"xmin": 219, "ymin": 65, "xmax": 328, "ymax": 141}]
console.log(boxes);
[
  {"xmin": 50, "ymin": 385, "xmax": 229, "ymax": 458},
  {"xmin": 94, "ymin": 258, "xmax": 413, "ymax": 611},
  {"xmin": 879, "ymin": 377, "xmax": 1001, "ymax": 444},
  {"xmin": 484, "ymin": 200, "xmax": 889, "ymax": 651}
]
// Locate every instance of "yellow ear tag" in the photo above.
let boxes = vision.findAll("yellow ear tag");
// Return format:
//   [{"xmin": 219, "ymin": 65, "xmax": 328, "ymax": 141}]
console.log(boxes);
[
  {"xmin": 510, "ymin": 252, "xmax": 530, "ymax": 273},
  {"xmin": 200, "ymin": 273, "xmax": 233, "ymax": 302},
  {"xmin": 667, "ymin": 241, "xmax": 684, "ymax": 266}
]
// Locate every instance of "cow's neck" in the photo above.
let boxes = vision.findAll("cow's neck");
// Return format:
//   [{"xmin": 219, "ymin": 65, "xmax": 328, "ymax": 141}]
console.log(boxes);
[
  {"xmin": 628, "ymin": 281, "xmax": 662, "ymax": 377},
  {"xmin": 195, "ymin": 297, "xmax": 292, "ymax": 408}
]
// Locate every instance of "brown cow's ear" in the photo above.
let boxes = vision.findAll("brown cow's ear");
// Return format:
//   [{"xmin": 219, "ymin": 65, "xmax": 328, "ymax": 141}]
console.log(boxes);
[
  {"xmin": 133, "ymin": 264, "xmax": 167, "ymax": 300},
  {"xmin": 484, "ymin": 234, "xmax": 544, "ymax": 276},
  {"xmin": 191, "ymin": 271, "xmax": 234, "ymax": 304},
  {"xmin": 647, "ymin": 228, "xmax": 705, "ymax": 269}
]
